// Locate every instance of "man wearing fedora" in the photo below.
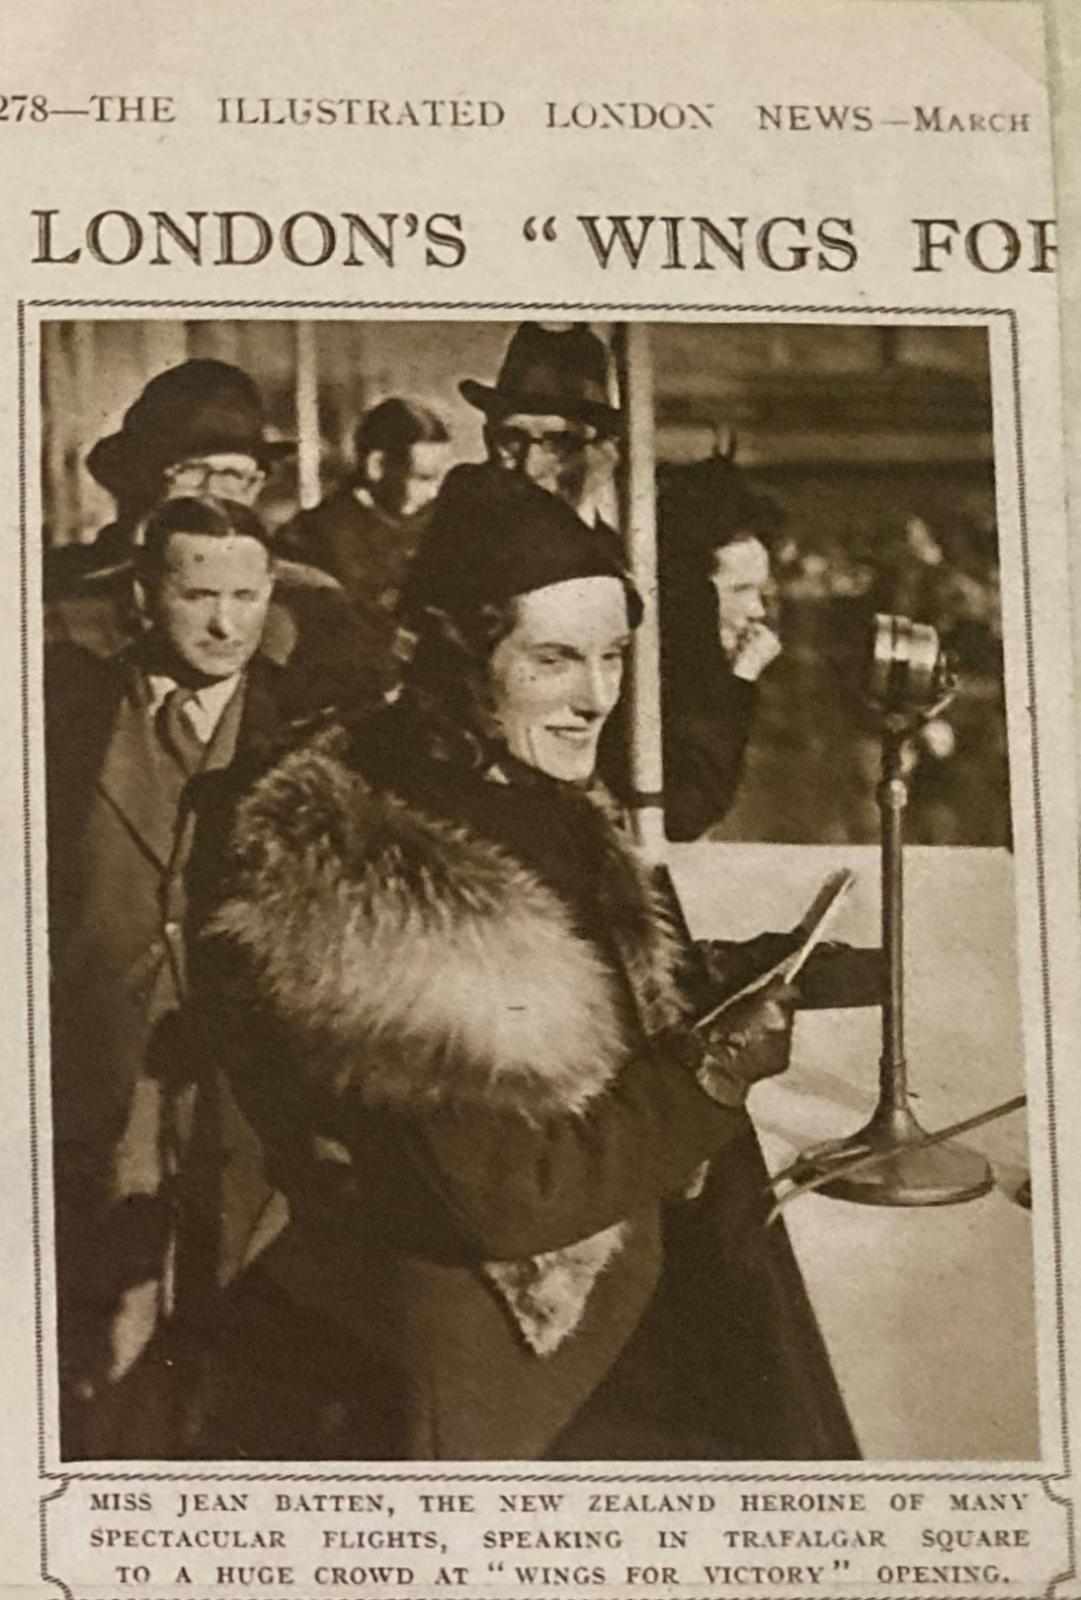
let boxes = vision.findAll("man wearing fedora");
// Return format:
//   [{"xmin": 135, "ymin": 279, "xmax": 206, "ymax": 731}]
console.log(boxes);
[
  {"xmin": 45, "ymin": 357, "xmax": 367, "ymax": 713},
  {"xmin": 460, "ymin": 322, "xmax": 622, "ymax": 539}
]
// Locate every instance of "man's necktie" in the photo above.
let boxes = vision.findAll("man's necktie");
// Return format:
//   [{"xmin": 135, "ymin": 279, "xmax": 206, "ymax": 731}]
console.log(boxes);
[{"xmin": 157, "ymin": 687, "xmax": 206, "ymax": 776}]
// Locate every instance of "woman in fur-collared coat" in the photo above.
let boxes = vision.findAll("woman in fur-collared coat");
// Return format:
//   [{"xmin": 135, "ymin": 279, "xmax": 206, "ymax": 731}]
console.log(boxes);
[{"xmin": 194, "ymin": 464, "xmax": 853, "ymax": 1461}]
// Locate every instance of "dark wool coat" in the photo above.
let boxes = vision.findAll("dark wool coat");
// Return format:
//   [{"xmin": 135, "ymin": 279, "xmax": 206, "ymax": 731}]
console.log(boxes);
[
  {"xmin": 45, "ymin": 644, "xmax": 297, "ymax": 1138},
  {"xmin": 662, "ymin": 669, "xmax": 759, "ymax": 841},
  {"xmin": 196, "ymin": 706, "xmax": 857, "ymax": 1462},
  {"xmin": 278, "ymin": 488, "xmax": 431, "ymax": 704},
  {"xmin": 45, "ymin": 641, "xmax": 304, "ymax": 1456}
]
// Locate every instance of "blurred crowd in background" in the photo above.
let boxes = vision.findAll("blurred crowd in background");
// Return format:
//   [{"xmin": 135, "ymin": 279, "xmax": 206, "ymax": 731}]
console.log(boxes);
[{"xmin": 730, "ymin": 474, "xmax": 1007, "ymax": 846}]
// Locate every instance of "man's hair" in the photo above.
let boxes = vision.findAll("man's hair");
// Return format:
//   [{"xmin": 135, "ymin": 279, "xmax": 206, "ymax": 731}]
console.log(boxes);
[
  {"xmin": 658, "ymin": 457, "xmax": 784, "ymax": 570},
  {"xmin": 657, "ymin": 459, "xmax": 781, "ymax": 696},
  {"xmin": 137, "ymin": 494, "xmax": 274, "ymax": 573},
  {"xmin": 354, "ymin": 397, "xmax": 449, "ymax": 466}
]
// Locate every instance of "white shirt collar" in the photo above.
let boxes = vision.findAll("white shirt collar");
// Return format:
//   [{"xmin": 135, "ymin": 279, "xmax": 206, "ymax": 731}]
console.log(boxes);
[{"xmin": 145, "ymin": 671, "xmax": 243, "ymax": 741}]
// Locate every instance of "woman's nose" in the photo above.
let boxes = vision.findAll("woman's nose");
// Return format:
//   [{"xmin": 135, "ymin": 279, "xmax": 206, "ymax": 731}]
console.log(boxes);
[{"xmin": 573, "ymin": 661, "xmax": 618, "ymax": 716}]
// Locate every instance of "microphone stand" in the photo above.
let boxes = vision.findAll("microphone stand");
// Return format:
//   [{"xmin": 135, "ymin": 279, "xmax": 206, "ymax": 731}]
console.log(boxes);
[{"xmin": 790, "ymin": 688, "xmax": 994, "ymax": 1206}]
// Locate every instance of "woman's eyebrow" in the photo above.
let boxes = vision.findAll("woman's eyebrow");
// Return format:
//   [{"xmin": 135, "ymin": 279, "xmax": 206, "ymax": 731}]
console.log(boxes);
[{"xmin": 520, "ymin": 629, "xmax": 633, "ymax": 653}]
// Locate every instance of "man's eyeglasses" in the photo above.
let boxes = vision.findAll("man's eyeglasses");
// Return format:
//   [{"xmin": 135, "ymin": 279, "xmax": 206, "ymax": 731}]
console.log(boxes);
[
  {"xmin": 163, "ymin": 459, "xmax": 266, "ymax": 499},
  {"xmin": 490, "ymin": 425, "xmax": 594, "ymax": 467}
]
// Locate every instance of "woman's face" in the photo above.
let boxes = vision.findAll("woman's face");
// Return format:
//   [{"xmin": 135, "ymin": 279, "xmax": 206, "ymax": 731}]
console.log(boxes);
[{"xmin": 488, "ymin": 576, "xmax": 631, "ymax": 782}]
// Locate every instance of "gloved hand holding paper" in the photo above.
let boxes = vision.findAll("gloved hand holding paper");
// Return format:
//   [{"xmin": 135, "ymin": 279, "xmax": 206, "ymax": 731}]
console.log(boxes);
[{"xmin": 694, "ymin": 868, "xmax": 855, "ymax": 1031}]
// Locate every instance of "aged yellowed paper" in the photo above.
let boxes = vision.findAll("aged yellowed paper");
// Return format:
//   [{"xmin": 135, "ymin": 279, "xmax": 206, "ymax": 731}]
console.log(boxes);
[{"xmin": 1, "ymin": 1, "xmax": 1079, "ymax": 1597}]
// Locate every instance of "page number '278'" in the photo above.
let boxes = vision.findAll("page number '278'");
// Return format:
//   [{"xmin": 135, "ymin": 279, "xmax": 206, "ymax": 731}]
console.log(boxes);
[{"xmin": 0, "ymin": 96, "xmax": 50, "ymax": 121}]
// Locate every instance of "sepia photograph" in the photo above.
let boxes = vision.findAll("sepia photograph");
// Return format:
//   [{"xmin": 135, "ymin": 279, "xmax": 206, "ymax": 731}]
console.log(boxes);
[{"xmin": 39, "ymin": 314, "xmax": 1034, "ymax": 1469}]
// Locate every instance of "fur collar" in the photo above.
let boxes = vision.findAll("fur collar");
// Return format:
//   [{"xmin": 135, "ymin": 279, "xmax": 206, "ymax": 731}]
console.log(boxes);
[
  {"xmin": 209, "ymin": 731, "xmax": 684, "ymax": 1123},
  {"xmin": 208, "ymin": 729, "xmax": 694, "ymax": 1357}
]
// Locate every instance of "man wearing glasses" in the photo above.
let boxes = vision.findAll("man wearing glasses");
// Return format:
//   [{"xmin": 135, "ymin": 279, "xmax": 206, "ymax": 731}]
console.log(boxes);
[
  {"xmin": 47, "ymin": 360, "xmax": 287, "ymax": 593},
  {"xmin": 161, "ymin": 453, "xmax": 267, "ymax": 501},
  {"xmin": 460, "ymin": 322, "xmax": 622, "ymax": 539},
  {"xmin": 46, "ymin": 358, "xmax": 365, "ymax": 711}
]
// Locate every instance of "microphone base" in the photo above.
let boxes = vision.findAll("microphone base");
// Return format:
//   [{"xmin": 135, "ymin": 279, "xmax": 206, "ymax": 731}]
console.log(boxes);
[{"xmin": 793, "ymin": 1102, "xmax": 994, "ymax": 1207}]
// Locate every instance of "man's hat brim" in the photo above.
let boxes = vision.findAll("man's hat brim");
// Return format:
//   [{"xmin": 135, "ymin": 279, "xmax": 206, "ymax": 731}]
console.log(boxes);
[{"xmin": 459, "ymin": 378, "xmax": 621, "ymax": 436}]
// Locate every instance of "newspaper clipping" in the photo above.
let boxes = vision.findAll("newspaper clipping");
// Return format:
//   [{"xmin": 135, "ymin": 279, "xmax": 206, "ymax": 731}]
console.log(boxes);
[{"xmin": 1, "ymin": 2, "xmax": 1079, "ymax": 1598}]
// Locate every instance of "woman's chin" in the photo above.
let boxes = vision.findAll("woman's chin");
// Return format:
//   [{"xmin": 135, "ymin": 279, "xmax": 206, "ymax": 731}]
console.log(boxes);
[
  {"xmin": 538, "ymin": 750, "xmax": 597, "ymax": 783},
  {"xmin": 502, "ymin": 728, "xmax": 599, "ymax": 784}
]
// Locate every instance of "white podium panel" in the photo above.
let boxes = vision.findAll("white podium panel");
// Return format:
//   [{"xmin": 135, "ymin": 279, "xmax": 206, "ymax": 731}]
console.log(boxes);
[{"xmin": 669, "ymin": 841, "xmax": 1037, "ymax": 1461}]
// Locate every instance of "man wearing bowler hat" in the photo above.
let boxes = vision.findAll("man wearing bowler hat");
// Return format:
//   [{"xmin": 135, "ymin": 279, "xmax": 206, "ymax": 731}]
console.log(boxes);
[
  {"xmin": 46, "ymin": 358, "xmax": 366, "ymax": 713},
  {"xmin": 460, "ymin": 322, "xmax": 622, "ymax": 539}
]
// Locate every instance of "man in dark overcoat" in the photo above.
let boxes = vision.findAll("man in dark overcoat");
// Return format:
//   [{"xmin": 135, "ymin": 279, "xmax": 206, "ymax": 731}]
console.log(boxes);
[
  {"xmin": 46, "ymin": 494, "xmax": 307, "ymax": 1459},
  {"xmin": 658, "ymin": 453, "xmax": 786, "ymax": 840},
  {"xmin": 279, "ymin": 396, "xmax": 451, "ymax": 699}
]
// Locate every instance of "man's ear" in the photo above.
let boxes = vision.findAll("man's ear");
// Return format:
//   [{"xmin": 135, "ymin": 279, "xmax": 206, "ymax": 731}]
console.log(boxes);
[
  {"xmin": 132, "ymin": 570, "xmax": 151, "ymax": 620},
  {"xmin": 364, "ymin": 449, "xmax": 386, "ymax": 485}
]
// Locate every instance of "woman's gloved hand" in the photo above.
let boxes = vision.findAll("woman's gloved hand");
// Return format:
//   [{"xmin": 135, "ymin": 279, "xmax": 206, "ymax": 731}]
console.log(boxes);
[{"xmin": 662, "ymin": 979, "xmax": 800, "ymax": 1107}]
